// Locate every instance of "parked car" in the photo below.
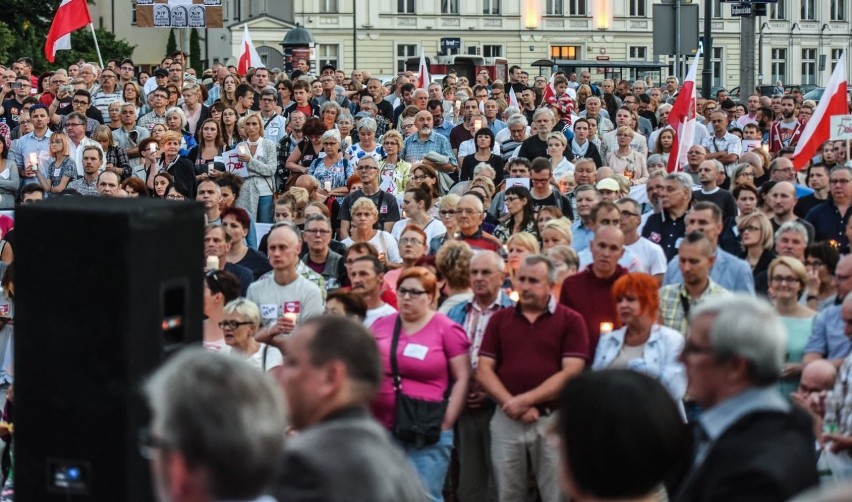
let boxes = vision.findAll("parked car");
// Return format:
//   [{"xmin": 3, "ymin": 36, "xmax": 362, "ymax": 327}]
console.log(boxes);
[{"xmin": 802, "ymin": 87, "xmax": 852, "ymax": 104}]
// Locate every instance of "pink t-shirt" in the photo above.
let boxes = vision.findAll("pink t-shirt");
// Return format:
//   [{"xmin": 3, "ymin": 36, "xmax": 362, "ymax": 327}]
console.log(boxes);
[{"xmin": 370, "ymin": 312, "xmax": 470, "ymax": 430}]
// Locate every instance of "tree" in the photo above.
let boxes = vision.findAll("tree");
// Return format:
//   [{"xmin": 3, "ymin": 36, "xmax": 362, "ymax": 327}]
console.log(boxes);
[
  {"xmin": 3, "ymin": 0, "xmax": 60, "ymax": 71},
  {"xmin": 0, "ymin": 22, "xmax": 15, "ymax": 65},
  {"xmin": 166, "ymin": 30, "xmax": 177, "ymax": 59},
  {"xmin": 52, "ymin": 29, "xmax": 136, "ymax": 72},
  {"xmin": 189, "ymin": 29, "xmax": 202, "ymax": 75}
]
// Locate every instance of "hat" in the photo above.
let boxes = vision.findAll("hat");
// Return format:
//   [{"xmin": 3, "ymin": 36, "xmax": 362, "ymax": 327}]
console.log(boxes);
[
  {"xmin": 153, "ymin": 68, "xmax": 169, "ymax": 78},
  {"xmin": 596, "ymin": 178, "xmax": 620, "ymax": 192},
  {"xmin": 321, "ymin": 63, "xmax": 336, "ymax": 73},
  {"xmin": 354, "ymin": 111, "xmax": 371, "ymax": 119}
]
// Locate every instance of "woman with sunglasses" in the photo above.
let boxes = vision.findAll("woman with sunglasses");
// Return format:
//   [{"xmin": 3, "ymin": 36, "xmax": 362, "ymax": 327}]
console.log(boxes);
[{"xmin": 221, "ymin": 298, "xmax": 283, "ymax": 372}]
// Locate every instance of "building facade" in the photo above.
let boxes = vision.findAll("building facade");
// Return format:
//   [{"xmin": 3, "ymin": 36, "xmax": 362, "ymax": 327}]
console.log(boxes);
[{"xmin": 91, "ymin": 0, "xmax": 852, "ymax": 90}]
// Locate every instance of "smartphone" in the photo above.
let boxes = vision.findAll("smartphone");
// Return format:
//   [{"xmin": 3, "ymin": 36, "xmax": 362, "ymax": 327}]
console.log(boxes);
[{"xmin": 9, "ymin": 82, "xmax": 20, "ymax": 89}]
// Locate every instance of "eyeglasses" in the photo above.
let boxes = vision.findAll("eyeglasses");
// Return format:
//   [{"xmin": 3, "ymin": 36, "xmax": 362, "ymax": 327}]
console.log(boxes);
[
  {"xmin": 260, "ymin": 97, "xmax": 276, "ymax": 102},
  {"xmin": 411, "ymin": 174, "xmax": 428, "ymax": 181},
  {"xmin": 831, "ymin": 178, "xmax": 851, "ymax": 185},
  {"xmin": 399, "ymin": 238, "xmax": 424, "ymax": 245},
  {"xmin": 439, "ymin": 210, "xmax": 456, "ymax": 216},
  {"xmin": 770, "ymin": 276, "xmax": 800, "ymax": 285},
  {"xmin": 620, "ymin": 210, "xmax": 640, "ymax": 218},
  {"xmin": 166, "ymin": 194, "xmax": 186, "ymax": 200},
  {"xmin": 505, "ymin": 195, "xmax": 520, "ymax": 202},
  {"xmin": 303, "ymin": 228, "xmax": 331, "ymax": 235},
  {"xmin": 65, "ymin": 122, "xmax": 84, "ymax": 127},
  {"xmin": 357, "ymin": 165, "xmax": 377, "ymax": 171},
  {"xmin": 121, "ymin": 66, "xmax": 134, "ymax": 71},
  {"xmin": 398, "ymin": 288, "xmax": 428, "ymax": 298},
  {"xmin": 217, "ymin": 320, "xmax": 254, "ymax": 330}
]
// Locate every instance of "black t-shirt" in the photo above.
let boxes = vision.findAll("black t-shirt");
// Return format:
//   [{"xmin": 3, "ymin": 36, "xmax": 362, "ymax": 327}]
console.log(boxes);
[
  {"xmin": 517, "ymin": 135, "xmax": 548, "ymax": 161},
  {"xmin": 460, "ymin": 154, "xmax": 504, "ymax": 185},
  {"xmin": 338, "ymin": 189, "xmax": 401, "ymax": 229},
  {"xmin": 531, "ymin": 191, "xmax": 574, "ymax": 221},
  {"xmin": 1, "ymin": 99, "xmax": 24, "ymax": 128},
  {"xmin": 794, "ymin": 194, "xmax": 827, "ymax": 219},
  {"xmin": 236, "ymin": 248, "xmax": 273, "ymax": 280}
]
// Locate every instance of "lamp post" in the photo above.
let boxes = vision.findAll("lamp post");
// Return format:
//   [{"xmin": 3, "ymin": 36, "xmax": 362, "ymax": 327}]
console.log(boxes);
[{"xmin": 280, "ymin": 23, "xmax": 317, "ymax": 75}]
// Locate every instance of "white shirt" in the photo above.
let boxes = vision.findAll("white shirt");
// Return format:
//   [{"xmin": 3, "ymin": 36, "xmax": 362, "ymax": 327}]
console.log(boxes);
[
  {"xmin": 390, "ymin": 217, "xmax": 447, "ymax": 244},
  {"xmin": 625, "ymin": 237, "xmax": 668, "ymax": 276},
  {"xmin": 364, "ymin": 303, "xmax": 397, "ymax": 328}
]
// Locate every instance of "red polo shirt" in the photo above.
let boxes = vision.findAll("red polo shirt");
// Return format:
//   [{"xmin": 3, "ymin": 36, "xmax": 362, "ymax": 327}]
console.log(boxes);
[
  {"xmin": 559, "ymin": 266, "xmax": 627, "ymax": 358},
  {"xmin": 478, "ymin": 299, "xmax": 588, "ymax": 400}
]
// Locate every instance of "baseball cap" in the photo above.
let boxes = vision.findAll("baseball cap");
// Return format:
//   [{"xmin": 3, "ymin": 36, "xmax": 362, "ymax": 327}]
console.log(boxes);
[
  {"xmin": 321, "ymin": 63, "xmax": 336, "ymax": 73},
  {"xmin": 595, "ymin": 178, "xmax": 620, "ymax": 192},
  {"xmin": 153, "ymin": 68, "xmax": 169, "ymax": 78}
]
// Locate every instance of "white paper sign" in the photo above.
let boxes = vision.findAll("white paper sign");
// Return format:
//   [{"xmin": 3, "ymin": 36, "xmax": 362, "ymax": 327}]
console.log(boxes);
[
  {"xmin": 741, "ymin": 139, "xmax": 763, "ymax": 153},
  {"xmin": 221, "ymin": 148, "xmax": 248, "ymax": 177},
  {"xmin": 831, "ymin": 115, "xmax": 852, "ymax": 140}
]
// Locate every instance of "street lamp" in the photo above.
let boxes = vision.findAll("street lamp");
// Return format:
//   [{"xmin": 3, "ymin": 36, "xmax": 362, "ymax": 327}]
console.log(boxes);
[
  {"xmin": 593, "ymin": 0, "xmax": 612, "ymax": 31},
  {"xmin": 523, "ymin": 0, "xmax": 540, "ymax": 30}
]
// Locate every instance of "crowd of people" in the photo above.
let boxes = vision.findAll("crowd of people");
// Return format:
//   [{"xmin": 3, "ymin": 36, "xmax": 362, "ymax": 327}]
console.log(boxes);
[{"xmin": 3, "ymin": 50, "xmax": 852, "ymax": 501}]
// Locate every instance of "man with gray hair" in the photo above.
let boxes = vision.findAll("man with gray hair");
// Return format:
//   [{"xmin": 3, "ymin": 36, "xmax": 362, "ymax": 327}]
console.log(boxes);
[
  {"xmin": 579, "ymin": 96, "xmax": 614, "ymax": 135},
  {"xmin": 274, "ymin": 316, "xmax": 428, "ymax": 502},
  {"xmin": 673, "ymin": 295, "xmax": 819, "ymax": 501},
  {"xmin": 447, "ymin": 251, "xmax": 514, "ymax": 501},
  {"xmin": 803, "ymin": 254, "xmax": 852, "ymax": 368},
  {"xmin": 642, "ymin": 171, "xmax": 693, "ymax": 261},
  {"xmin": 143, "ymin": 349, "xmax": 286, "ymax": 502},
  {"xmin": 518, "ymin": 108, "xmax": 561, "ymax": 161}
]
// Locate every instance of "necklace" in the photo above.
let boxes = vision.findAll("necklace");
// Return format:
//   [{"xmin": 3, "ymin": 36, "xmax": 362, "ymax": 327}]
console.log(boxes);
[{"xmin": 246, "ymin": 138, "xmax": 261, "ymax": 147}]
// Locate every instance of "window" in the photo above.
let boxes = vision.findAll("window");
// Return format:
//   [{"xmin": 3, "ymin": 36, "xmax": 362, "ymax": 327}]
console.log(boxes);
[
  {"xmin": 833, "ymin": 48, "xmax": 844, "ymax": 71},
  {"xmin": 629, "ymin": 47, "xmax": 646, "ymax": 59},
  {"xmin": 712, "ymin": 0, "xmax": 721, "ymax": 18},
  {"xmin": 550, "ymin": 45, "xmax": 580, "ymax": 60},
  {"xmin": 801, "ymin": 0, "xmax": 815, "ymax": 20},
  {"xmin": 441, "ymin": 0, "xmax": 459, "ymax": 14},
  {"xmin": 712, "ymin": 47, "xmax": 723, "ymax": 87},
  {"xmin": 318, "ymin": 44, "xmax": 339, "ymax": 71},
  {"xmin": 770, "ymin": 0, "xmax": 786, "ymax": 19},
  {"xmin": 131, "ymin": 1, "xmax": 137, "ymax": 24},
  {"xmin": 801, "ymin": 49, "xmax": 816, "ymax": 85},
  {"xmin": 483, "ymin": 45, "xmax": 503, "ymax": 57},
  {"xmin": 630, "ymin": 0, "xmax": 646, "ymax": 17},
  {"xmin": 483, "ymin": 0, "xmax": 500, "ymax": 15},
  {"xmin": 831, "ymin": 0, "xmax": 846, "ymax": 20},
  {"xmin": 771, "ymin": 48, "xmax": 787, "ymax": 85},
  {"xmin": 320, "ymin": 0, "xmax": 338, "ymax": 13},
  {"xmin": 546, "ymin": 0, "xmax": 563, "ymax": 16},
  {"xmin": 568, "ymin": 0, "xmax": 587, "ymax": 16},
  {"xmin": 397, "ymin": 44, "xmax": 417, "ymax": 73},
  {"xmin": 398, "ymin": 0, "xmax": 415, "ymax": 14}
]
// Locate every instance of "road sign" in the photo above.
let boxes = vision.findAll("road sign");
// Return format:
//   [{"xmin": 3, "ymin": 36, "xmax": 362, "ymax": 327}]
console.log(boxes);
[
  {"xmin": 831, "ymin": 115, "xmax": 852, "ymax": 140},
  {"xmin": 652, "ymin": 4, "xmax": 700, "ymax": 56},
  {"xmin": 731, "ymin": 3, "xmax": 752, "ymax": 16}
]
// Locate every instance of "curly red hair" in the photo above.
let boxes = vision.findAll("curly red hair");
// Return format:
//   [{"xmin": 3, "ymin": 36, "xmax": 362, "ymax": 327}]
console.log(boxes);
[{"xmin": 611, "ymin": 272, "xmax": 659, "ymax": 321}]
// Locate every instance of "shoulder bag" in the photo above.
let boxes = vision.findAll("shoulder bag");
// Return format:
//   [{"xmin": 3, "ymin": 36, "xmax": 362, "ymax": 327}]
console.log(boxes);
[{"xmin": 390, "ymin": 316, "xmax": 447, "ymax": 448}]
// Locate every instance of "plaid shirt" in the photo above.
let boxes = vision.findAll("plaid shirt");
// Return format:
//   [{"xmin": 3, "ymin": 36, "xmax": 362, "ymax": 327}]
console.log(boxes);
[
  {"xmin": 462, "ymin": 293, "xmax": 512, "ymax": 368},
  {"xmin": 401, "ymin": 131, "xmax": 458, "ymax": 166},
  {"xmin": 659, "ymin": 280, "xmax": 730, "ymax": 336},
  {"xmin": 67, "ymin": 176, "xmax": 100, "ymax": 197}
]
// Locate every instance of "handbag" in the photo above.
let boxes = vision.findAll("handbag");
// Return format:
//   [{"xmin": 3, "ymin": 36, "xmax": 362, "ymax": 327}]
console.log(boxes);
[{"xmin": 390, "ymin": 316, "xmax": 447, "ymax": 448}]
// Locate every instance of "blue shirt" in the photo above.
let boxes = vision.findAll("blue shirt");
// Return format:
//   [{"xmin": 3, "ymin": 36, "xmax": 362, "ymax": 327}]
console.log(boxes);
[
  {"xmin": 10, "ymin": 130, "xmax": 52, "ymax": 186},
  {"xmin": 662, "ymin": 248, "xmax": 755, "ymax": 295},
  {"xmin": 803, "ymin": 303, "xmax": 849, "ymax": 360},
  {"xmin": 433, "ymin": 120, "xmax": 454, "ymax": 138},
  {"xmin": 402, "ymin": 131, "xmax": 457, "ymax": 167},
  {"xmin": 571, "ymin": 220, "xmax": 594, "ymax": 252},
  {"xmin": 805, "ymin": 199, "xmax": 852, "ymax": 249},
  {"xmin": 488, "ymin": 119, "xmax": 507, "ymax": 136}
]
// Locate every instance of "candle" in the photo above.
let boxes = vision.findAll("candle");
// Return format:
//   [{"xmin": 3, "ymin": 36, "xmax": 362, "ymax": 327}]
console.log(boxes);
[
  {"xmin": 599, "ymin": 322, "xmax": 614, "ymax": 334},
  {"xmin": 148, "ymin": 142, "xmax": 158, "ymax": 153},
  {"xmin": 454, "ymin": 100, "xmax": 461, "ymax": 111},
  {"xmin": 207, "ymin": 162, "xmax": 215, "ymax": 175},
  {"xmin": 238, "ymin": 144, "xmax": 247, "ymax": 155},
  {"xmin": 282, "ymin": 312, "xmax": 297, "ymax": 324},
  {"xmin": 474, "ymin": 119, "xmax": 482, "ymax": 131},
  {"xmin": 323, "ymin": 180, "xmax": 332, "ymax": 192},
  {"xmin": 509, "ymin": 290, "xmax": 520, "ymax": 302},
  {"xmin": 28, "ymin": 152, "xmax": 37, "ymax": 166},
  {"xmin": 205, "ymin": 256, "xmax": 219, "ymax": 270}
]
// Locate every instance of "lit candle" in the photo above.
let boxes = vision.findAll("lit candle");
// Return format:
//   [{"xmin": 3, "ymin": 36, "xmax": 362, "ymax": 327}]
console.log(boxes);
[
  {"xmin": 205, "ymin": 256, "xmax": 219, "ymax": 270},
  {"xmin": 323, "ymin": 180, "xmax": 332, "ymax": 192},
  {"xmin": 149, "ymin": 142, "xmax": 158, "ymax": 153},
  {"xmin": 599, "ymin": 322, "xmax": 614, "ymax": 334},
  {"xmin": 474, "ymin": 119, "xmax": 482, "ymax": 131},
  {"xmin": 509, "ymin": 290, "xmax": 520, "ymax": 302},
  {"xmin": 28, "ymin": 152, "xmax": 37, "ymax": 166},
  {"xmin": 454, "ymin": 100, "xmax": 461, "ymax": 110},
  {"xmin": 238, "ymin": 144, "xmax": 247, "ymax": 155},
  {"xmin": 282, "ymin": 312, "xmax": 297, "ymax": 324}
]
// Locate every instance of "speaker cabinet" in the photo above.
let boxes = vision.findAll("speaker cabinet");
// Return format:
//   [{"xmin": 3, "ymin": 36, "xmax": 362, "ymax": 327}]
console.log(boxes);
[{"xmin": 14, "ymin": 197, "xmax": 204, "ymax": 501}]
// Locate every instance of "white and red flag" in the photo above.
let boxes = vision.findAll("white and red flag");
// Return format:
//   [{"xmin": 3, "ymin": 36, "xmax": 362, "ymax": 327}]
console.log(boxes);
[
  {"xmin": 793, "ymin": 50, "xmax": 848, "ymax": 171},
  {"xmin": 237, "ymin": 25, "xmax": 264, "ymax": 76},
  {"xmin": 44, "ymin": 0, "xmax": 92, "ymax": 63},
  {"xmin": 666, "ymin": 55, "xmax": 700, "ymax": 173},
  {"xmin": 416, "ymin": 49, "xmax": 430, "ymax": 89},
  {"xmin": 508, "ymin": 86, "xmax": 519, "ymax": 108}
]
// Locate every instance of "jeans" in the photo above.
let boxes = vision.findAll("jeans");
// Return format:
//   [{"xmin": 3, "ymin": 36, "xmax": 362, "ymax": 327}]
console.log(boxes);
[
  {"xmin": 256, "ymin": 195, "xmax": 273, "ymax": 223},
  {"xmin": 396, "ymin": 428, "xmax": 454, "ymax": 502}
]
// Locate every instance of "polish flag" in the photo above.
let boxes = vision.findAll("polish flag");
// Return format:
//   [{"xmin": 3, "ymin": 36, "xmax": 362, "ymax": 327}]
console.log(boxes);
[
  {"xmin": 237, "ymin": 25, "xmax": 264, "ymax": 76},
  {"xmin": 44, "ymin": 0, "xmax": 92, "ymax": 63},
  {"xmin": 508, "ymin": 86, "xmax": 519, "ymax": 108},
  {"xmin": 416, "ymin": 49, "xmax": 430, "ymax": 89},
  {"xmin": 666, "ymin": 55, "xmax": 700, "ymax": 173},
  {"xmin": 541, "ymin": 73, "xmax": 556, "ymax": 105},
  {"xmin": 793, "ymin": 50, "xmax": 848, "ymax": 171}
]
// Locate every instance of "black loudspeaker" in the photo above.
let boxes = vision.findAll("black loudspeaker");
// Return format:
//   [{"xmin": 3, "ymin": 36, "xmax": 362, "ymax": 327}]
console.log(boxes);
[{"xmin": 14, "ymin": 197, "xmax": 204, "ymax": 501}]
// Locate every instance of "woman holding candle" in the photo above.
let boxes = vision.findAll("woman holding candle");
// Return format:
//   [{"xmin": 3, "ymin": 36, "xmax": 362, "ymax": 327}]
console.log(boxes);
[
  {"xmin": 459, "ymin": 128, "xmax": 503, "ymax": 184},
  {"xmin": 287, "ymin": 118, "xmax": 328, "ymax": 181},
  {"xmin": 370, "ymin": 267, "xmax": 471, "ymax": 500},
  {"xmin": 219, "ymin": 106, "xmax": 240, "ymax": 150},
  {"xmin": 35, "ymin": 132, "xmax": 73, "ymax": 197},
  {"xmin": 342, "ymin": 197, "xmax": 402, "ymax": 268},
  {"xmin": 592, "ymin": 272, "xmax": 686, "ymax": 406},
  {"xmin": 378, "ymin": 129, "xmax": 410, "ymax": 198},
  {"xmin": 221, "ymin": 298, "xmax": 283, "ymax": 372},
  {"xmin": 306, "ymin": 129, "xmax": 352, "ymax": 201},
  {"xmin": 606, "ymin": 126, "xmax": 648, "ymax": 185},
  {"xmin": 234, "ymin": 113, "xmax": 277, "ymax": 224},
  {"xmin": 189, "ymin": 119, "xmax": 225, "ymax": 182}
]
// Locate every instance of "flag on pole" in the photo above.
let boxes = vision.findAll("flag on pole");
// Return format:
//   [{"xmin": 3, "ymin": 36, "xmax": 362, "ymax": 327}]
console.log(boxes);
[
  {"xmin": 44, "ymin": 0, "xmax": 92, "ymax": 63},
  {"xmin": 792, "ymin": 50, "xmax": 848, "ymax": 170},
  {"xmin": 541, "ymin": 73, "xmax": 556, "ymax": 105},
  {"xmin": 541, "ymin": 73, "xmax": 574, "ymax": 126},
  {"xmin": 416, "ymin": 49, "xmax": 430, "ymax": 89},
  {"xmin": 508, "ymin": 86, "xmax": 519, "ymax": 108},
  {"xmin": 666, "ymin": 55, "xmax": 701, "ymax": 173},
  {"xmin": 237, "ymin": 25, "xmax": 264, "ymax": 76}
]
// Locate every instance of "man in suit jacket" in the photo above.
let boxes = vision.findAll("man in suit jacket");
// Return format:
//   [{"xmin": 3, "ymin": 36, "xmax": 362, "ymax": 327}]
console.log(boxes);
[
  {"xmin": 273, "ymin": 316, "xmax": 428, "ymax": 502},
  {"xmin": 673, "ymin": 295, "xmax": 819, "ymax": 502}
]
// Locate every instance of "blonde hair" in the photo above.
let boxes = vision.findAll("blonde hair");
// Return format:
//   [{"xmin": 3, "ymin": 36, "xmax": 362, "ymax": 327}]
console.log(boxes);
[
  {"xmin": 160, "ymin": 130, "xmax": 183, "ymax": 146},
  {"xmin": 542, "ymin": 218, "xmax": 573, "ymax": 246},
  {"xmin": 285, "ymin": 186, "xmax": 309, "ymax": 208},
  {"xmin": 439, "ymin": 193, "xmax": 460, "ymax": 211},
  {"xmin": 506, "ymin": 231, "xmax": 540, "ymax": 254},
  {"xmin": 350, "ymin": 197, "xmax": 379, "ymax": 219},
  {"xmin": 223, "ymin": 298, "xmax": 261, "ymax": 327},
  {"xmin": 243, "ymin": 112, "xmax": 265, "ymax": 135}
]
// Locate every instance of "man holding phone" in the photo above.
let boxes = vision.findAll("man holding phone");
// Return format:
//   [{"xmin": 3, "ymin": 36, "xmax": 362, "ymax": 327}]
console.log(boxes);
[{"xmin": 0, "ymin": 76, "xmax": 32, "ymax": 127}]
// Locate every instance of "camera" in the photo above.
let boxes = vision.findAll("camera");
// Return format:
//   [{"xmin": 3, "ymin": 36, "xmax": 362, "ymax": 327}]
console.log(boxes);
[{"xmin": 60, "ymin": 84, "xmax": 74, "ymax": 95}]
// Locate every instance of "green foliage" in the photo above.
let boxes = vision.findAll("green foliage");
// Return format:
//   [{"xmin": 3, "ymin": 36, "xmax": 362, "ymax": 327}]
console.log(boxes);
[
  {"xmin": 166, "ymin": 30, "xmax": 177, "ymax": 58},
  {"xmin": 51, "ymin": 29, "xmax": 136, "ymax": 71},
  {"xmin": 189, "ymin": 29, "xmax": 202, "ymax": 75},
  {"xmin": 0, "ymin": 22, "xmax": 15, "ymax": 65}
]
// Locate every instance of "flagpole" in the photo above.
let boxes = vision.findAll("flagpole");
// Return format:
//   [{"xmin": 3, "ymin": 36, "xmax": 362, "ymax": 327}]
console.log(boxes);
[{"xmin": 88, "ymin": 23, "xmax": 104, "ymax": 69}]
